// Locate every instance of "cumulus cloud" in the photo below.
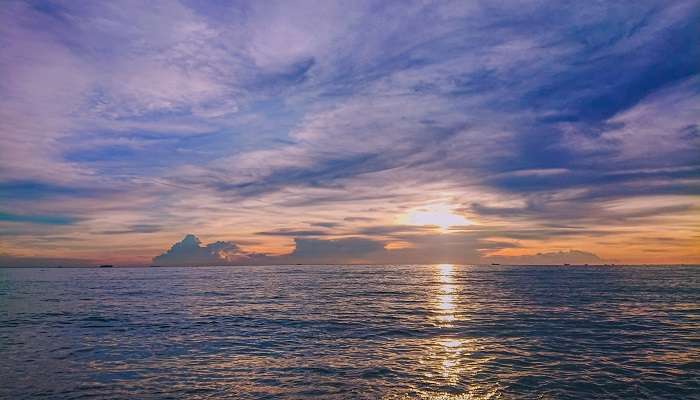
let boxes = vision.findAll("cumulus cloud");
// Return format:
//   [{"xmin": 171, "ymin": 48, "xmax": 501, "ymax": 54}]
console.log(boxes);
[{"xmin": 152, "ymin": 234, "xmax": 251, "ymax": 266}]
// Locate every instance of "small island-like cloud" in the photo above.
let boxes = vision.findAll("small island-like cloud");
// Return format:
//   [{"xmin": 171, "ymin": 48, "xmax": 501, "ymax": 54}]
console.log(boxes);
[{"xmin": 152, "ymin": 234, "xmax": 261, "ymax": 266}]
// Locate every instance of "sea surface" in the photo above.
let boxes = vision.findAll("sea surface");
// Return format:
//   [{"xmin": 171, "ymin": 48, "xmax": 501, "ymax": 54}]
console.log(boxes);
[{"xmin": 1, "ymin": 264, "xmax": 698, "ymax": 399}]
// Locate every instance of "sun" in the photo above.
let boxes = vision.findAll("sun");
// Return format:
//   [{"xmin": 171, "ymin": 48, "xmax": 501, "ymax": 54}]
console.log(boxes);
[{"xmin": 403, "ymin": 204, "xmax": 469, "ymax": 231}]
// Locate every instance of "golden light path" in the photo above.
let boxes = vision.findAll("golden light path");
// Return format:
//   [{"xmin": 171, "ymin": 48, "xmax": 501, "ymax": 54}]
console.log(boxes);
[
  {"xmin": 437, "ymin": 263, "xmax": 457, "ymax": 324},
  {"xmin": 435, "ymin": 264, "xmax": 460, "ymax": 385},
  {"xmin": 429, "ymin": 264, "xmax": 500, "ymax": 400}
]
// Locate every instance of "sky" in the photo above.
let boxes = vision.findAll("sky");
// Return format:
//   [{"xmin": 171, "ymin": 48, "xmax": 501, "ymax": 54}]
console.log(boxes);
[{"xmin": 1, "ymin": 0, "xmax": 699, "ymax": 267}]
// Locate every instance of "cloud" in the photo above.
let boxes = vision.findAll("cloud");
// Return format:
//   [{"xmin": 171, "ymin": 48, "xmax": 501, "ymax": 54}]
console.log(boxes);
[
  {"xmin": 1, "ymin": 1, "xmax": 698, "ymax": 264},
  {"xmin": 100, "ymin": 224, "xmax": 163, "ymax": 235},
  {"xmin": 286, "ymin": 237, "xmax": 386, "ymax": 263},
  {"xmin": 255, "ymin": 229, "xmax": 330, "ymax": 237},
  {"xmin": 149, "ymin": 234, "xmax": 604, "ymax": 266},
  {"xmin": 152, "ymin": 234, "xmax": 251, "ymax": 266},
  {"xmin": 151, "ymin": 234, "xmax": 391, "ymax": 266},
  {"xmin": 0, "ymin": 212, "xmax": 78, "ymax": 225},
  {"xmin": 310, "ymin": 222, "xmax": 339, "ymax": 228},
  {"xmin": 0, "ymin": 230, "xmax": 605, "ymax": 267}
]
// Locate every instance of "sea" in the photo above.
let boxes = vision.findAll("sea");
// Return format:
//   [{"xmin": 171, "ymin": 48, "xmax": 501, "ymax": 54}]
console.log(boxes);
[{"xmin": 1, "ymin": 264, "xmax": 698, "ymax": 399}]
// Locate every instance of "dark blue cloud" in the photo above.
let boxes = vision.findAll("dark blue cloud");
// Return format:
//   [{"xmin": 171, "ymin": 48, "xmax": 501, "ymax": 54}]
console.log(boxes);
[
  {"xmin": 290, "ymin": 237, "xmax": 385, "ymax": 260},
  {"xmin": 0, "ymin": 211, "xmax": 78, "ymax": 225},
  {"xmin": 0, "ymin": 181, "xmax": 83, "ymax": 200}
]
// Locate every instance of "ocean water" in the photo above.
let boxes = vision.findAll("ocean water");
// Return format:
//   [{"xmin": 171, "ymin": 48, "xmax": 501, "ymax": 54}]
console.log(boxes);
[{"xmin": 0, "ymin": 265, "xmax": 698, "ymax": 399}]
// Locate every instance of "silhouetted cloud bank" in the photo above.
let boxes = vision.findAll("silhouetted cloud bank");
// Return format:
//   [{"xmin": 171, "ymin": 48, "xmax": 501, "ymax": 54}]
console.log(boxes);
[
  {"xmin": 152, "ymin": 234, "xmax": 257, "ymax": 266},
  {"xmin": 151, "ymin": 234, "xmax": 606, "ymax": 266}
]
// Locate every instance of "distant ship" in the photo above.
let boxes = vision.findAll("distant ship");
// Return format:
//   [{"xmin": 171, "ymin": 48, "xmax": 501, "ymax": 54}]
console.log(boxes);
[
  {"xmin": 491, "ymin": 263, "xmax": 500, "ymax": 266},
  {"xmin": 98, "ymin": 264, "xmax": 114, "ymax": 268}
]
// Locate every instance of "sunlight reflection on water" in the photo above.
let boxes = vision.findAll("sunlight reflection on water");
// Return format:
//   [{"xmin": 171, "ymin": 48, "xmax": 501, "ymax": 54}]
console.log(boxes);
[
  {"xmin": 428, "ymin": 264, "xmax": 498, "ymax": 399},
  {"xmin": 435, "ymin": 264, "xmax": 457, "ymax": 325}
]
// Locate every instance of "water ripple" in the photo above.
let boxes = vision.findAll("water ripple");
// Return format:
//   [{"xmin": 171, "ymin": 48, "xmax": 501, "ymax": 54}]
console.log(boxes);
[{"xmin": 1, "ymin": 264, "xmax": 698, "ymax": 399}]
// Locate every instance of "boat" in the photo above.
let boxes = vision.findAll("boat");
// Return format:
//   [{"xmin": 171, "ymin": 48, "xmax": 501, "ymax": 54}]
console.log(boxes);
[{"xmin": 98, "ymin": 264, "xmax": 114, "ymax": 268}]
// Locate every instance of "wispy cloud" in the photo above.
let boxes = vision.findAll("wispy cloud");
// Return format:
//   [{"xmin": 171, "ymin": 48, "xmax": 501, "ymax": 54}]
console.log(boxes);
[{"xmin": 1, "ymin": 0, "xmax": 698, "ymax": 265}]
